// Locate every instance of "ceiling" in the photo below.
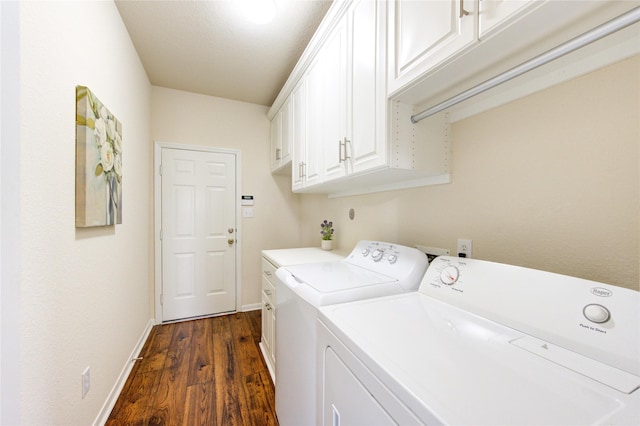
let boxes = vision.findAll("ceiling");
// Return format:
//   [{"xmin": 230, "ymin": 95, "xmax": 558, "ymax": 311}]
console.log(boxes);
[{"xmin": 115, "ymin": 0, "xmax": 333, "ymax": 107}]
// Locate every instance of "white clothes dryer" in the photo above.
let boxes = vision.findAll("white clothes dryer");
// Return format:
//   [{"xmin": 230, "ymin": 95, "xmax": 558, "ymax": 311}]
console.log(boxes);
[
  {"xmin": 317, "ymin": 256, "xmax": 640, "ymax": 425},
  {"xmin": 275, "ymin": 240, "xmax": 428, "ymax": 426}
]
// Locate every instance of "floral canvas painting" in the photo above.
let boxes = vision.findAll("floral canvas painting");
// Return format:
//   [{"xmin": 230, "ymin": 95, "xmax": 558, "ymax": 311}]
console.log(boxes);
[{"xmin": 75, "ymin": 86, "xmax": 122, "ymax": 227}]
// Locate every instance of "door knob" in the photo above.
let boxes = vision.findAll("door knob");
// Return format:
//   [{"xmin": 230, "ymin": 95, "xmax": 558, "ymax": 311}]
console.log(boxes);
[{"xmin": 228, "ymin": 238, "xmax": 235, "ymax": 245}]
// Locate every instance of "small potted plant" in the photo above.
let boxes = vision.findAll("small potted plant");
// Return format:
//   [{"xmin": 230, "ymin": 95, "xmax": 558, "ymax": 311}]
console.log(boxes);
[{"xmin": 320, "ymin": 219, "xmax": 334, "ymax": 250}]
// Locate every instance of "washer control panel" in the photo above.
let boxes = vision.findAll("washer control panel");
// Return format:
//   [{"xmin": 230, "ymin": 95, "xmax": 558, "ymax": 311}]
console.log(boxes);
[
  {"xmin": 419, "ymin": 256, "xmax": 639, "ymax": 377},
  {"xmin": 346, "ymin": 240, "xmax": 429, "ymax": 291},
  {"xmin": 357, "ymin": 241, "xmax": 405, "ymax": 265}
]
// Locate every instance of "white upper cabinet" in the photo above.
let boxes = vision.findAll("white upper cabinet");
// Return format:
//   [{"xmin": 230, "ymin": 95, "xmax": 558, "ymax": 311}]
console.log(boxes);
[
  {"xmin": 478, "ymin": 0, "xmax": 538, "ymax": 39},
  {"xmin": 270, "ymin": 97, "xmax": 292, "ymax": 173},
  {"xmin": 389, "ymin": 0, "xmax": 638, "ymax": 106},
  {"xmin": 349, "ymin": 0, "xmax": 387, "ymax": 175},
  {"xmin": 269, "ymin": 110, "xmax": 281, "ymax": 171},
  {"xmin": 387, "ymin": 0, "xmax": 478, "ymax": 96},
  {"xmin": 291, "ymin": 80, "xmax": 306, "ymax": 191},
  {"xmin": 292, "ymin": 68, "xmax": 322, "ymax": 190},
  {"xmin": 321, "ymin": 13, "xmax": 349, "ymax": 182},
  {"xmin": 269, "ymin": 0, "xmax": 638, "ymax": 196},
  {"xmin": 321, "ymin": 0, "xmax": 387, "ymax": 182},
  {"xmin": 270, "ymin": 0, "xmax": 450, "ymax": 196}
]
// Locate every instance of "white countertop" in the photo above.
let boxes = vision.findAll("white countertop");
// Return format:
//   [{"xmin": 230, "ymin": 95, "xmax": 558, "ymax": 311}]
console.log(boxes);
[{"xmin": 262, "ymin": 247, "xmax": 346, "ymax": 267}]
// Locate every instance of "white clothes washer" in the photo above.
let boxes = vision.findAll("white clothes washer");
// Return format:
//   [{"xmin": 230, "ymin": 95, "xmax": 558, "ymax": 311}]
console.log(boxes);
[
  {"xmin": 317, "ymin": 256, "xmax": 640, "ymax": 425},
  {"xmin": 275, "ymin": 240, "xmax": 429, "ymax": 426}
]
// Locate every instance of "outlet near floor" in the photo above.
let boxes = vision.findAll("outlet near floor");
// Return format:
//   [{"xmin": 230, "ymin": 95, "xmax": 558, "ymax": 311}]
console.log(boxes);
[{"xmin": 82, "ymin": 366, "xmax": 90, "ymax": 399}]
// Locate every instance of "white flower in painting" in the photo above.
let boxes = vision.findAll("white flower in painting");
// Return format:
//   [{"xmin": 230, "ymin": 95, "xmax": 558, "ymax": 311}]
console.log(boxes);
[
  {"xmin": 106, "ymin": 116, "xmax": 116, "ymax": 140},
  {"xmin": 94, "ymin": 118, "xmax": 106, "ymax": 146},
  {"xmin": 114, "ymin": 153, "xmax": 122, "ymax": 178},
  {"xmin": 99, "ymin": 105, "xmax": 109, "ymax": 121},
  {"xmin": 101, "ymin": 142, "xmax": 115, "ymax": 172},
  {"xmin": 114, "ymin": 131, "xmax": 122, "ymax": 154}
]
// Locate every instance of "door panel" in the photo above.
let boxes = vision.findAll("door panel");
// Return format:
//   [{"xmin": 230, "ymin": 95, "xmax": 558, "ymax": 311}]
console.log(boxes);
[{"xmin": 161, "ymin": 148, "xmax": 236, "ymax": 322}]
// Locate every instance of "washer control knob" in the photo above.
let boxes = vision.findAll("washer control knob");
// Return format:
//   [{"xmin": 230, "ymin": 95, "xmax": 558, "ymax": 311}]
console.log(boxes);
[
  {"xmin": 371, "ymin": 249, "xmax": 384, "ymax": 262},
  {"xmin": 362, "ymin": 248, "xmax": 370, "ymax": 257},
  {"xmin": 583, "ymin": 304, "xmax": 610, "ymax": 324},
  {"xmin": 387, "ymin": 254, "xmax": 398, "ymax": 264}
]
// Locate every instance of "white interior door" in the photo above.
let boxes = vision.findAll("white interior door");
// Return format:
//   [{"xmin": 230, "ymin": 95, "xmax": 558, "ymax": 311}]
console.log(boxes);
[{"xmin": 161, "ymin": 147, "xmax": 237, "ymax": 322}]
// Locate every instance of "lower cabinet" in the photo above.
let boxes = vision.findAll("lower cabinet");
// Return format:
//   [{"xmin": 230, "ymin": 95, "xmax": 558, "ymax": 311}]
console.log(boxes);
[{"xmin": 260, "ymin": 257, "xmax": 277, "ymax": 380}]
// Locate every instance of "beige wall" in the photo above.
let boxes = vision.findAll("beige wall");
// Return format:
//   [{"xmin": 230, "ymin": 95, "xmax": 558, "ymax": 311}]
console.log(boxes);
[
  {"xmin": 150, "ymin": 87, "xmax": 302, "ymax": 309},
  {"xmin": 298, "ymin": 56, "xmax": 639, "ymax": 291},
  {"xmin": 18, "ymin": 1, "xmax": 151, "ymax": 424}
]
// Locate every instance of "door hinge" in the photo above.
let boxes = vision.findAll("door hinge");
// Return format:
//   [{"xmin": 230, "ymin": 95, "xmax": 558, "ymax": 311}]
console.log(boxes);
[
  {"xmin": 160, "ymin": 294, "xmax": 163, "ymax": 305},
  {"xmin": 159, "ymin": 164, "xmax": 163, "ymax": 176},
  {"xmin": 160, "ymin": 229, "xmax": 163, "ymax": 241}
]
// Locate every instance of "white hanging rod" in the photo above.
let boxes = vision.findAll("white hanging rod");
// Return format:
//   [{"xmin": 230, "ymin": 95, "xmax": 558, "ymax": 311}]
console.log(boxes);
[{"xmin": 411, "ymin": 6, "xmax": 640, "ymax": 124}]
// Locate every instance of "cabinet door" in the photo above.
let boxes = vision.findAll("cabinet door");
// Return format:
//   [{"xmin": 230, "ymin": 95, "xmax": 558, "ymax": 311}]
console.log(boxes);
[
  {"xmin": 291, "ymin": 80, "xmax": 306, "ymax": 191},
  {"xmin": 270, "ymin": 110, "xmax": 282, "ymax": 171},
  {"xmin": 270, "ymin": 100, "xmax": 291, "ymax": 173},
  {"xmin": 322, "ymin": 15, "xmax": 349, "ymax": 182},
  {"xmin": 261, "ymin": 292, "xmax": 273, "ymax": 356},
  {"xmin": 303, "ymin": 52, "xmax": 325, "ymax": 187},
  {"xmin": 269, "ymin": 303, "xmax": 276, "ymax": 367},
  {"xmin": 388, "ymin": 0, "xmax": 477, "ymax": 95},
  {"xmin": 280, "ymin": 97, "xmax": 292, "ymax": 166},
  {"xmin": 479, "ymin": 0, "xmax": 539, "ymax": 39},
  {"xmin": 350, "ymin": 0, "xmax": 386, "ymax": 174}
]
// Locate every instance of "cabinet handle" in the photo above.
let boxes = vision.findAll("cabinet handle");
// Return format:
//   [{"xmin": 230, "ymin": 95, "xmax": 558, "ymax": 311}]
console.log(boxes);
[
  {"xmin": 459, "ymin": 0, "xmax": 469, "ymax": 18},
  {"xmin": 299, "ymin": 162, "xmax": 306, "ymax": 178},
  {"xmin": 339, "ymin": 138, "xmax": 351, "ymax": 163},
  {"xmin": 265, "ymin": 289, "xmax": 272, "ymax": 296},
  {"xmin": 264, "ymin": 270, "xmax": 272, "ymax": 276},
  {"xmin": 276, "ymin": 148, "xmax": 281, "ymax": 160},
  {"xmin": 265, "ymin": 303, "xmax": 272, "ymax": 311}
]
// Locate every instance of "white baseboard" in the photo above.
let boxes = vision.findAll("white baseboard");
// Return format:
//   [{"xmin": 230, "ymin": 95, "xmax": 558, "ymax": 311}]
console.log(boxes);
[
  {"xmin": 259, "ymin": 341, "xmax": 276, "ymax": 385},
  {"xmin": 241, "ymin": 302, "xmax": 261, "ymax": 312},
  {"xmin": 93, "ymin": 318, "xmax": 155, "ymax": 426}
]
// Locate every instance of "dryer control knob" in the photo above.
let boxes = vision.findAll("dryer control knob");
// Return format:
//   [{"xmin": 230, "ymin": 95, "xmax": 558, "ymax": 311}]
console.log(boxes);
[
  {"xmin": 440, "ymin": 266, "xmax": 459, "ymax": 285},
  {"xmin": 387, "ymin": 254, "xmax": 398, "ymax": 264},
  {"xmin": 362, "ymin": 248, "xmax": 370, "ymax": 257},
  {"xmin": 583, "ymin": 304, "xmax": 610, "ymax": 324},
  {"xmin": 371, "ymin": 249, "xmax": 384, "ymax": 262}
]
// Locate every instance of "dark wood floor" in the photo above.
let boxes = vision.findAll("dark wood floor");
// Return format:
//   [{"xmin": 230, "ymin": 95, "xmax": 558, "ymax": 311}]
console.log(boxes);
[{"xmin": 106, "ymin": 310, "xmax": 278, "ymax": 426}]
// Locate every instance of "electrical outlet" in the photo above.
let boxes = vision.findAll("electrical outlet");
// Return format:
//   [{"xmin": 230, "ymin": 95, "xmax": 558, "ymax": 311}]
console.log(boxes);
[
  {"xmin": 457, "ymin": 239, "xmax": 472, "ymax": 258},
  {"xmin": 82, "ymin": 367, "xmax": 90, "ymax": 399}
]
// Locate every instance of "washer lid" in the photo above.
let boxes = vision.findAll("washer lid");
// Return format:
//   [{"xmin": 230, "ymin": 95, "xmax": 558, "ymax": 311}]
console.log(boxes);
[{"xmin": 285, "ymin": 261, "xmax": 396, "ymax": 293}]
